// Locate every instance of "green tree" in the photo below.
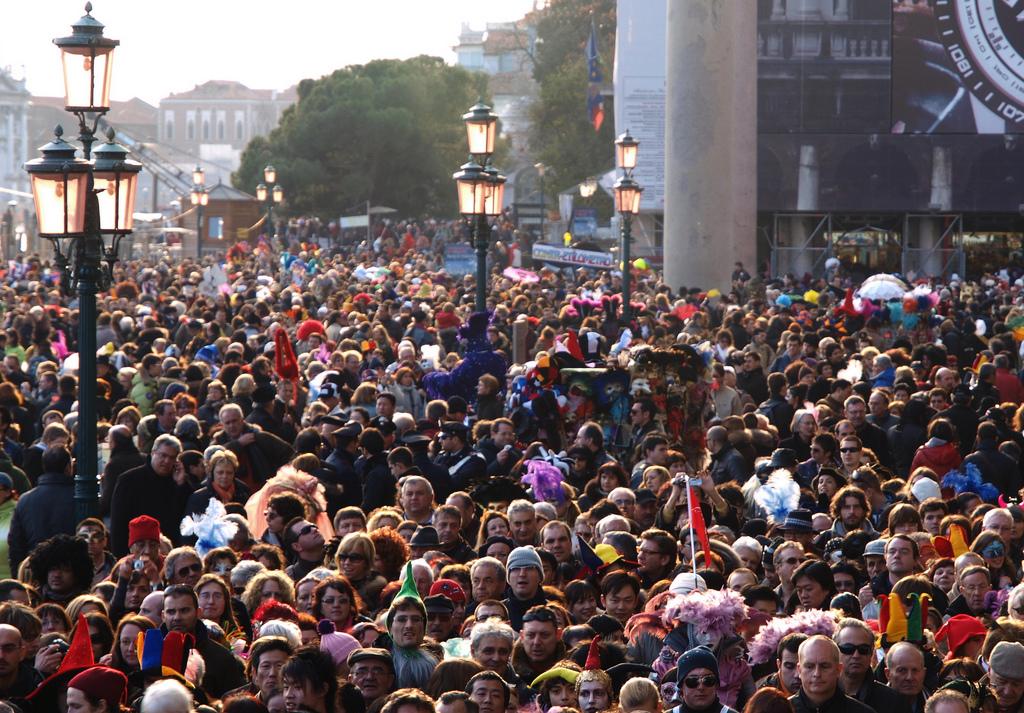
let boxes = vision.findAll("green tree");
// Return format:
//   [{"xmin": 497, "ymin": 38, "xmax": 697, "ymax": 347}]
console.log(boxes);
[
  {"xmin": 234, "ymin": 56, "xmax": 489, "ymax": 219},
  {"xmin": 530, "ymin": 0, "xmax": 616, "ymax": 198}
]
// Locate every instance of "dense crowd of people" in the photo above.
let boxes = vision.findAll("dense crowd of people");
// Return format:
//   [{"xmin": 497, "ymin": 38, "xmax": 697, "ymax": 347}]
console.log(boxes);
[{"xmin": 0, "ymin": 218, "xmax": 1023, "ymax": 713}]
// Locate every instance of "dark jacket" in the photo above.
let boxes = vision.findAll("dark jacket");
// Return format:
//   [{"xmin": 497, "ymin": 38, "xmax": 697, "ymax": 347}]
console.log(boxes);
[
  {"xmin": 965, "ymin": 439, "xmax": 1021, "ymax": 496},
  {"xmin": 851, "ymin": 680, "xmax": 911, "ymax": 713},
  {"xmin": 110, "ymin": 461, "xmax": 192, "ymax": 557},
  {"xmin": 212, "ymin": 424, "xmax": 294, "ymax": 490},
  {"xmin": 710, "ymin": 444, "xmax": 749, "ymax": 484},
  {"xmin": 789, "ymin": 689, "xmax": 876, "ymax": 713},
  {"xmin": 185, "ymin": 477, "xmax": 252, "ymax": 517},
  {"xmin": 357, "ymin": 452, "xmax": 395, "ymax": 512},
  {"xmin": 100, "ymin": 443, "xmax": 148, "ymax": 518},
  {"xmin": 8, "ymin": 472, "xmax": 75, "ymax": 570}
]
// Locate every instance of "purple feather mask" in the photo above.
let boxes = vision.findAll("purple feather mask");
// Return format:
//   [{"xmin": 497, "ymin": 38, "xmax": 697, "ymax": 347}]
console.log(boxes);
[{"xmin": 522, "ymin": 460, "xmax": 566, "ymax": 504}]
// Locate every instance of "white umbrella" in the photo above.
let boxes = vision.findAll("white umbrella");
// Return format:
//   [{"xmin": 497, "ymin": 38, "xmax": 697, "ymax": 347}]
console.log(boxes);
[{"xmin": 856, "ymin": 274, "xmax": 909, "ymax": 301}]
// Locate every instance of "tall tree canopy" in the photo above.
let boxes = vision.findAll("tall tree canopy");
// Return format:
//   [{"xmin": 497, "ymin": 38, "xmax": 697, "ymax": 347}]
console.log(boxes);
[
  {"xmin": 529, "ymin": 0, "xmax": 616, "ymax": 195},
  {"xmin": 234, "ymin": 55, "xmax": 489, "ymax": 218}
]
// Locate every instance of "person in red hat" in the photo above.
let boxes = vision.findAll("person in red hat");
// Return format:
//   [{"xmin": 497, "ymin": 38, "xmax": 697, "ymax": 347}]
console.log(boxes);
[
  {"xmin": 935, "ymin": 614, "xmax": 988, "ymax": 661},
  {"xmin": 66, "ymin": 666, "xmax": 128, "ymax": 713}
]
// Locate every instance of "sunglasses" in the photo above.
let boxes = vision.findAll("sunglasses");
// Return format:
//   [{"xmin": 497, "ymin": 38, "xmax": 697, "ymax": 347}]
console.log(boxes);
[
  {"xmin": 177, "ymin": 563, "xmax": 202, "ymax": 579},
  {"xmin": 337, "ymin": 553, "xmax": 367, "ymax": 562},
  {"xmin": 683, "ymin": 675, "xmax": 719, "ymax": 689},
  {"xmin": 839, "ymin": 447, "xmax": 860, "ymax": 454},
  {"xmin": 838, "ymin": 643, "xmax": 873, "ymax": 656},
  {"xmin": 523, "ymin": 609, "xmax": 558, "ymax": 624}
]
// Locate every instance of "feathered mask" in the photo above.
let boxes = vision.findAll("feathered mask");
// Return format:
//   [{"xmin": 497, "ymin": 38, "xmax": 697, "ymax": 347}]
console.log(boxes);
[
  {"xmin": 748, "ymin": 610, "xmax": 837, "ymax": 665},
  {"xmin": 522, "ymin": 460, "xmax": 566, "ymax": 504},
  {"xmin": 753, "ymin": 469, "xmax": 801, "ymax": 526},
  {"xmin": 180, "ymin": 499, "xmax": 238, "ymax": 557},
  {"xmin": 942, "ymin": 462, "xmax": 999, "ymax": 503}
]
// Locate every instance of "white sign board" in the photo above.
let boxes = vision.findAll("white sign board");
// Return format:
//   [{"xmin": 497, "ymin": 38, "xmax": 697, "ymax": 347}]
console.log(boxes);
[{"xmin": 614, "ymin": 0, "xmax": 666, "ymax": 212}]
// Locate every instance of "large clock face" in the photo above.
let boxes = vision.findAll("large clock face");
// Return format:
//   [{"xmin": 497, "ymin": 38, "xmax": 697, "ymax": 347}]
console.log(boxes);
[{"xmin": 935, "ymin": 0, "xmax": 1024, "ymax": 124}]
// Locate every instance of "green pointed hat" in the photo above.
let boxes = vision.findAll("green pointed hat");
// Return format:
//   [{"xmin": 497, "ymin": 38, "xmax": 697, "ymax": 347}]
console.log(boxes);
[{"xmin": 397, "ymin": 561, "xmax": 422, "ymax": 602}]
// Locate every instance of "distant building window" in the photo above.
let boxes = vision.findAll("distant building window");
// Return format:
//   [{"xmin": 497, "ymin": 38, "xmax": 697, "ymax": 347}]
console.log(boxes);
[
  {"xmin": 165, "ymin": 121, "xmax": 173, "ymax": 140},
  {"xmin": 202, "ymin": 120, "xmax": 210, "ymax": 140},
  {"xmin": 217, "ymin": 121, "xmax": 225, "ymax": 140},
  {"xmin": 187, "ymin": 120, "xmax": 195, "ymax": 140},
  {"xmin": 236, "ymin": 120, "xmax": 244, "ymax": 140}
]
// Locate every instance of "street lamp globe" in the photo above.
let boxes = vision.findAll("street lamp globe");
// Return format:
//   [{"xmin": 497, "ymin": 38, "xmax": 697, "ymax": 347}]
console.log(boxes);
[
  {"xmin": 256, "ymin": 183, "xmax": 268, "ymax": 202},
  {"xmin": 453, "ymin": 160, "xmax": 488, "ymax": 216},
  {"xmin": 192, "ymin": 165, "xmax": 204, "ymax": 186},
  {"xmin": 92, "ymin": 128, "xmax": 141, "ymax": 234},
  {"xmin": 483, "ymin": 165, "xmax": 506, "ymax": 217},
  {"xmin": 54, "ymin": 3, "xmax": 119, "ymax": 113},
  {"xmin": 615, "ymin": 130, "xmax": 639, "ymax": 171},
  {"xmin": 24, "ymin": 126, "xmax": 91, "ymax": 236},
  {"xmin": 272, "ymin": 185, "xmax": 284, "ymax": 204},
  {"xmin": 264, "ymin": 165, "xmax": 276, "ymax": 184},
  {"xmin": 462, "ymin": 102, "xmax": 498, "ymax": 157},
  {"xmin": 613, "ymin": 175, "xmax": 643, "ymax": 214}
]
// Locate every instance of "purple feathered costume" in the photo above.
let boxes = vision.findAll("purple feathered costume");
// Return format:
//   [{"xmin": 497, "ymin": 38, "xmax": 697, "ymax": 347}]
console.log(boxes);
[{"xmin": 423, "ymin": 312, "xmax": 508, "ymax": 406}]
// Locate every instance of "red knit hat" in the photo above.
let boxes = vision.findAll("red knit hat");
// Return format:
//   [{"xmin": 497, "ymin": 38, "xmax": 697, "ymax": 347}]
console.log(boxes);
[
  {"xmin": 429, "ymin": 579, "xmax": 466, "ymax": 604},
  {"xmin": 128, "ymin": 515, "xmax": 161, "ymax": 548},
  {"xmin": 69, "ymin": 666, "xmax": 128, "ymax": 708},
  {"xmin": 935, "ymin": 614, "xmax": 987, "ymax": 660}
]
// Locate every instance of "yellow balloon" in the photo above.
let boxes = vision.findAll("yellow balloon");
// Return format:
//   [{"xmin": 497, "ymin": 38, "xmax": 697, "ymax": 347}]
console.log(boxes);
[{"xmin": 633, "ymin": 258, "xmax": 648, "ymax": 270}]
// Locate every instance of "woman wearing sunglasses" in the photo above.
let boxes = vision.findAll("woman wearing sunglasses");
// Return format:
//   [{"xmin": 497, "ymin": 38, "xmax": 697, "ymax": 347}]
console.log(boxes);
[
  {"xmin": 971, "ymin": 532, "xmax": 1016, "ymax": 590},
  {"xmin": 670, "ymin": 646, "xmax": 737, "ymax": 713}
]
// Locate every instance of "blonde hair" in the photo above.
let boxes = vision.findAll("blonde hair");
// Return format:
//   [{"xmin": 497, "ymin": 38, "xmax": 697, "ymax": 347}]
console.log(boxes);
[{"xmin": 620, "ymin": 677, "xmax": 659, "ymax": 713}]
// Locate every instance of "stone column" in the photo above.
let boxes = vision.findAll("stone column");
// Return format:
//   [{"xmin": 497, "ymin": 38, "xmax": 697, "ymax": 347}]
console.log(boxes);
[{"xmin": 664, "ymin": 0, "xmax": 758, "ymax": 292}]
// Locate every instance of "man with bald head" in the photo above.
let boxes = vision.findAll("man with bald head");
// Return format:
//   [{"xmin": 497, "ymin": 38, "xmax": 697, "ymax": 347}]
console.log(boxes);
[
  {"xmin": 708, "ymin": 425, "xmax": 747, "ymax": 484},
  {"xmin": 885, "ymin": 642, "xmax": 927, "ymax": 713},
  {"xmin": 791, "ymin": 635, "xmax": 874, "ymax": 713},
  {"xmin": 935, "ymin": 368, "xmax": 958, "ymax": 393},
  {"xmin": 0, "ymin": 623, "xmax": 36, "ymax": 698}
]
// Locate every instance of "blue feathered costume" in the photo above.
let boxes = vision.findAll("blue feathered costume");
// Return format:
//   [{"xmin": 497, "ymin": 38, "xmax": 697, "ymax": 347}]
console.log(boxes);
[{"xmin": 423, "ymin": 312, "xmax": 508, "ymax": 406}]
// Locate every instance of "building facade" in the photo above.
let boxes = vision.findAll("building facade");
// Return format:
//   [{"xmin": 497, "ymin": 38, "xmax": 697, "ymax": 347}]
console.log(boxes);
[{"xmin": 158, "ymin": 81, "xmax": 297, "ymax": 186}]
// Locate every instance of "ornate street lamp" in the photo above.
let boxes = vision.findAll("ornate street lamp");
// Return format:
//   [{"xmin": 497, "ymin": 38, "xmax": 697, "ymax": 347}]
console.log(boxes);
[
  {"xmin": 614, "ymin": 130, "xmax": 642, "ymax": 324},
  {"xmin": 257, "ymin": 165, "xmax": 283, "ymax": 241},
  {"xmin": 26, "ymin": 4, "xmax": 140, "ymax": 521},
  {"xmin": 454, "ymin": 102, "xmax": 505, "ymax": 312}
]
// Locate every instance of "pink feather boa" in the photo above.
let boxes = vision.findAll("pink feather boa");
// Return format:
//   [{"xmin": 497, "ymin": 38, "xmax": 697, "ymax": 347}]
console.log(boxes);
[
  {"xmin": 747, "ymin": 610, "xmax": 838, "ymax": 665},
  {"xmin": 662, "ymin": 588, "xmax": 748, "ymax": 642}
]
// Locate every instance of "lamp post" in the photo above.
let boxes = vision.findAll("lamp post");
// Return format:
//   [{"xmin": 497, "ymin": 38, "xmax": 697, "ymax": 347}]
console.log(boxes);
[
  {"xmin": 256, "ymin": 164, "xmax": 283, "ymax": 243},
  {"xmin": 614, "ymin": 130, "xmax": 641, "ymax": 324},
  {"xmin": 535, "ymin": 162, "xmax": 545, "ymax": 241},
  {"xmin": 454, "ymin": 102, "xmax": 506, "ymax": 312},
  {"xmin": 190, "ymin": 165, "xmax": 207, "ymax": 259},
  {"xmin": 25, "ymin": 3, "xmax": 140, "ymax": 522}
]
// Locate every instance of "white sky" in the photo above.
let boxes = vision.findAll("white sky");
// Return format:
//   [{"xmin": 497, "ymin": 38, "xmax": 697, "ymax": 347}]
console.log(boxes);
[{"xmin": 3, "ymin": 0, "xmax": 539, "ymax": 105}]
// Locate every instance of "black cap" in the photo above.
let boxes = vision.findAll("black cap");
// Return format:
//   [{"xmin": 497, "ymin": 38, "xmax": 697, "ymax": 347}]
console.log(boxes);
[
  {"xmin": 410, "ymin": 525, "xmax": 440, "ymax": 548},
  {"xmin": 370, "ymin": 416, "xmax": 396, "ymax": 435},
  {"xmin": 439, "ymin": 421, "xmax": 469, "ymax": 439},
  {"xmin": 635, "ymin": 488, "xmax": 656, "ymax": 504},
  {"xmin": 424, "ymin": 594, "xmax": 454, "ymax": 614},
  {"xmin": 347, "ymin": 648, "xmax": 394, "ymax": 670}
]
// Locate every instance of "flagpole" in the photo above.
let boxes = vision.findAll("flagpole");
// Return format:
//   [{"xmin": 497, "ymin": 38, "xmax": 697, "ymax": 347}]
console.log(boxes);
[{"xmin": 687, "ymin": 476, "xmax": 698, "ymax": 576}]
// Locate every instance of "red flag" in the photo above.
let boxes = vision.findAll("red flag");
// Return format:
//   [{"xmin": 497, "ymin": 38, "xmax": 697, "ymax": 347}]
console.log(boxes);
[
  {"xmin": 274, "ymin": 329, "xmax": 299, "ymax": 403},
  {"xmin": 688, "ymin": 486, "xmax": 711, "ymax": 568}
]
